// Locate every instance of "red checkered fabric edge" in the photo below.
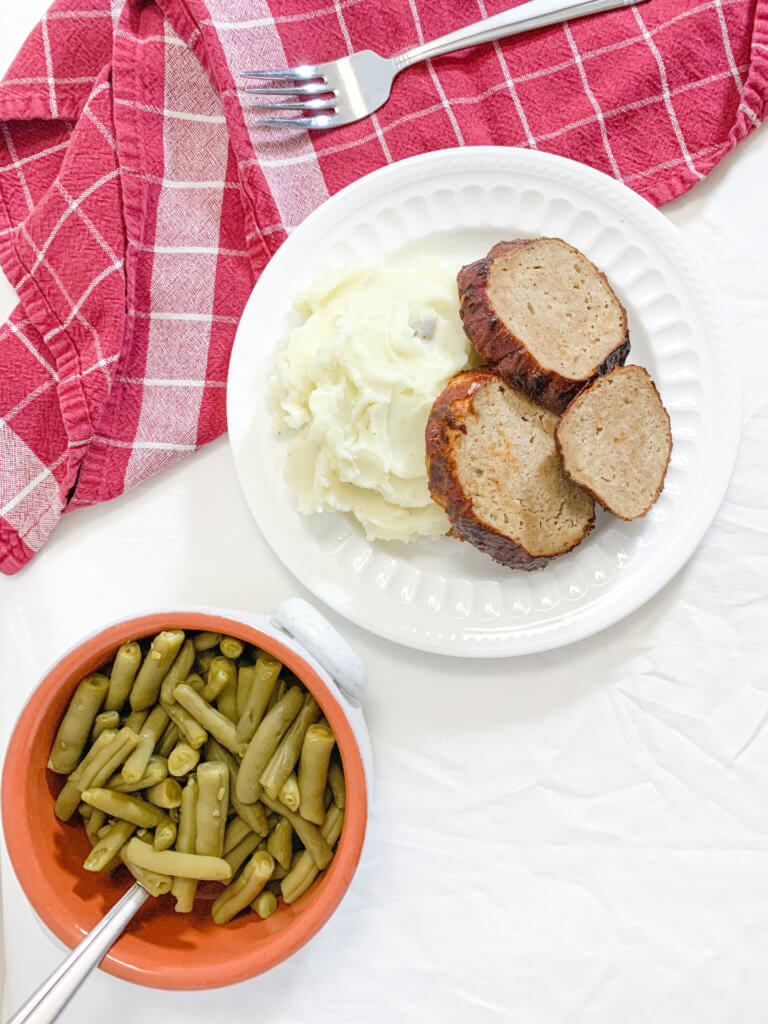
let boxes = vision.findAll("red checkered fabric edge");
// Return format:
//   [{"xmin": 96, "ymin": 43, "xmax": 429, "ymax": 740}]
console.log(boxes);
[{"xmin": 0, "ymin": 0, "xmax": 766, "ymax": 574}]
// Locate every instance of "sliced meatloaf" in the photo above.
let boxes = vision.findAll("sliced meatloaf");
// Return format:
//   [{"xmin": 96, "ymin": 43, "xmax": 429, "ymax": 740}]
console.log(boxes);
[
  {"xmin": 458, "ymin": 238, "xmax": 629, "ymax": 413},
  {"xmin": 555, "ymin": 364, "xmax": 672, "ymax": 520},
  {"xmin": 426, "ymin": 369, "xmax": 595, "ymax": 570}
]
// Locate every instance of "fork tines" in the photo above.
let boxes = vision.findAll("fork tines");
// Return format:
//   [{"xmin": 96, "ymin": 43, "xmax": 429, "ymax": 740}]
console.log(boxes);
[{"xmin": 241, "ymin": 68, "xmax": 337, "ymax": 129}]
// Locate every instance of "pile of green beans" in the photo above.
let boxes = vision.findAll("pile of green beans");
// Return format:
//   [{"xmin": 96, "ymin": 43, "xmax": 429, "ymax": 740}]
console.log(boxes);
[{"xmin": 48, "ymin": 629, "xmax": 346, "ymax": 923}]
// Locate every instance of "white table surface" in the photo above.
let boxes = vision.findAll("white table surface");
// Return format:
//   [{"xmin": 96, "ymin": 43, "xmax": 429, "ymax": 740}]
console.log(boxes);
[{"xmin": 3, "ymin": 4, "xmax": 768, "ymax": 1022}]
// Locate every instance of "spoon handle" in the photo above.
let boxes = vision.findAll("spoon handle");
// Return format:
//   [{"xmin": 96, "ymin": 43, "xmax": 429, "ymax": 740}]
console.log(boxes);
[{"xmin": 7, "ymin": 883, "xmax": 148, "ymax": 1024}]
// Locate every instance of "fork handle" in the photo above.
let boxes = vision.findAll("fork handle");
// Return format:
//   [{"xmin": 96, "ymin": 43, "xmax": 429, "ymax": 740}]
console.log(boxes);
[
  {"xmin": 6, "ymin": 883, "xmax": 148, "ymax": 1024},
  {"xmin": 392, "ymin": 0, "xmax": 649, "ymax": 71}
]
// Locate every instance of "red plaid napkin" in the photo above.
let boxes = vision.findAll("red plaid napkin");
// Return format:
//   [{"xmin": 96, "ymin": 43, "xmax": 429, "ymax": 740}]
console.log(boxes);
[{"xmin": 0, "ymin": 0, "xmax": 765, "ymax": 574}]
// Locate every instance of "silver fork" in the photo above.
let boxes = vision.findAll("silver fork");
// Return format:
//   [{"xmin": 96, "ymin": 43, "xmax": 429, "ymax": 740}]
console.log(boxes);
[{"xmin": 242, "ymin": 0, "xmax": 650, "ymax": 130}]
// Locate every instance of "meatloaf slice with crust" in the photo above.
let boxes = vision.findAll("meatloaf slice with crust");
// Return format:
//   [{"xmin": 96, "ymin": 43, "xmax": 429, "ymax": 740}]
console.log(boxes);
[
  {"xmin": 555, "ymin": 364, "xmax": 672, "ymax": 521},
  {"xmin": 426, "ymin": 369, "xmax": 595, "ymax": 570},
  {"xmin": 458, "ymin": 238, "xmax": 629, "ymax": 413}
]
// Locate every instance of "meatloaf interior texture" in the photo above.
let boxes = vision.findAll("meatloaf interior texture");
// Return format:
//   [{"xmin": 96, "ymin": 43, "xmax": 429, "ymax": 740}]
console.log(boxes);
[
  {"xmin": 555, "ymin": 365, "xmax": 672, "ymax": 520},
  {"xmin": 486, "ymin": 238, "xmax": 627, "ymax": 379}
]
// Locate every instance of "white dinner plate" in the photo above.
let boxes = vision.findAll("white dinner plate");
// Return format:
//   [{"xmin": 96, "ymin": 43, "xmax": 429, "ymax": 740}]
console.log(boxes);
[{"xmin": 227, "ymin": 147, "xmax": 740, "ymax": 658}]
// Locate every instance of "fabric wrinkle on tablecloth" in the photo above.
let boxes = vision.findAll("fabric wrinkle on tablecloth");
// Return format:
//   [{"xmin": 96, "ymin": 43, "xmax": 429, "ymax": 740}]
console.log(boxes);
[{"xmin": 0, "ymin": 0, "xmax": 766, "ymax": 574}]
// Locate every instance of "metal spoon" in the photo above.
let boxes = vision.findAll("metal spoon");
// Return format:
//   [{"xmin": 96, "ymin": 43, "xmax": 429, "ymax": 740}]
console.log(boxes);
[{"xmin": 7, "ymin": 883, "xmax": 148, "ymax": 1024}]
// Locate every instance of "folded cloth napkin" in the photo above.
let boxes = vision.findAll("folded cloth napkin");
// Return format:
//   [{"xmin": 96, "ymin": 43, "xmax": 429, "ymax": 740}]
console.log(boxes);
[{"xmin": 0, "ymin": 0, "xmax": 766, "ymax": 574}]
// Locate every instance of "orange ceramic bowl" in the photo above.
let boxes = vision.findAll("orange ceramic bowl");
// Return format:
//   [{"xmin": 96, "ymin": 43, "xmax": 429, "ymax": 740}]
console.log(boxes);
[{"xmin": 1, "ymin": 609, "xmax": 368, "ymax": 990}]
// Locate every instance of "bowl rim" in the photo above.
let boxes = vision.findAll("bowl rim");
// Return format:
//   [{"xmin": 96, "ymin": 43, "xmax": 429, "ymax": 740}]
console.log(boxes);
[{"xmin": 1, "ymin": 611, "xmax": 368, "ymax": 990}]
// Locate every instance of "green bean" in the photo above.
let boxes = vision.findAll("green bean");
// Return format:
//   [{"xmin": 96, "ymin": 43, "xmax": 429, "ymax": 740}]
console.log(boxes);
[
  {"xmin": 223, "ymin": 816, "xmax": 252, "ymax": 855},
  {"xmin": 260, "ymin": 692, "xmax": 320, "ymax": 800},
  {"xmin": 172, "ymin": 777, "xmax": 198, "ymax": 912},
  {"xmin": 266, "ymin": 817, "xmax": 293, "ymax": 871},
  {"xmin": 235, "ymin": 792, "xmax": 269, "ymax": 838},
  {"xmin": 193, "ymin": 631, "xmax": 221, "ymax": 652},
  {"xmin": 130, "ymin": 630, "xmax": 185, "ymax": 711},
  {"xmin": 79, "ymin": 802, "xmax": 92, "ymax": 819},
  {"xmin": 91, "ymin": 710, "xmax": 120, "ymax": 742},
  {"xmin": 124, "ymin": 837, "xmax": 231, "ymax": 881},
  {"xmin": 260, "ymin": 792, "xmax": 333, "ymax": 870},
  {"xmin": 204, "ymin": 739, "xmax": 270, "ymax": 837},
  {"xmin": 236, "ymin": 665, "xmax": 255, "ymax": 719},
  {"xmin": 55, "ymin": 731, "xmax": 116, "ymax": 820},
  {"xmin": 124, "ymin": 709, "xmax": 147, "ymax": 734},
  {"xmin": 237, "ymin": 686, "xmax": 303, "ymax": 804},
  {"xmin": 201, "ymin": 656, "xmax": 236, "ymax": 704},
  {"xmin": 55, "ymin": 728, "xmax": 139, "ymax": 821},
  {"xmin": 321, "ymin": 803, "xmax": 345, "ymax": 845},
  {"xmin": 219, "ymin": 637, "xmax": 244, "ymax": 660},
  {"xmin": 281, "ymin": 805, "xmax": 344, "ymax": 904},
  {"xmin": 85, "ymin": 808, "xmax": 106, "ymax": 844},
  {"xmin": 236, "ymin": 655, "xmax": 282, "ymax": 742},
  {"xmin": 48, "ymin": 674, "xmax": 109, "ymax": 773},
  {"xmin": 145, "ymin": 778, "xmax": 182, "ymax": 809},
  {"xmin": 157, "ymin": 639, "xmax": 196, "ymax": 706},
  {"xmin": 185, "ymin": 672, "xmax": 205, "ymax": 694},
  {"xmin": 103, "ymin": 845, "xmax": 126, "ymax": 873},
  {"xmin": 121, "ymin": 705, "xmax": 168, "ymax": 783},
  {"xmin": 279, "ymin": 773, "xmax": 300, "ymax": 812},
  {"xmin": 163, "ymin": 700, "xmax": 208, "ymax": 749},
  {"xmin": 327, "ymin": 758, "xmax": 346, "ymax": 809},
  {"xmin": 81, "ymin": 787, "xmax": 170, "ymax": 828},
  {"xmin": 157, "ymin": 722, "xmax": 180, "ymax": 759},
  {"xmin": 173, "ymin": 684, "xmax": 245, "ymax": 757},
  {"xmin": 298, "ymin": 724, "xmax": 336, "ymax": 825},
  {"xmin": 154, "ymin": 818, "xmax": 177, "ymax": 851},
  {"xmin": 105, "ymin": 642, "xmax": 142, "ymax": 712},
  {"xmin": 214, "ymin": 659, "xmax": 240, "ymax": 724},
  {"xmin": 233, "ymin": 800, "xmax": 268, "ymax": 841},
  {"xmin": 268, "ymin": 676, "xmax": 288, "ymax": 710},
  {"xmin": 107, "ymin": 755, "xmax": 168, "ymax": 793},
  {"xmin": 216, "ymin": 677, "xmax": 238, "ymax": 724},
  {"xmin": 168, "ymin": 741, "xmax": 200, "ymax": 777},
  {"xmin": 195, "ymin": 762, "xmax": 229, "ymax": 857},
  {"xmin": 84, "ymin": 819, "xmax": 135, "ymax": 872},
  {"xmin": 120, "ymin": 843, "xmax": 173, "ymax": 896},
  {"xmin": 69, "ymin": 729, "xmax": 135, "ymax": 789},
  {"xmin": 212, "ymin": 851, "xmax": 274, "ymax": 924},
  {"xmin": 252, "ymin": 890, "xmax": 278, "ymax": 919},
  {"xmin": 271, "ymin": 861, "xmax": 289, "ymax": 881},
  {"xmin": 224, "ymin": 832, "xmax": 261, "ymax": 875}
]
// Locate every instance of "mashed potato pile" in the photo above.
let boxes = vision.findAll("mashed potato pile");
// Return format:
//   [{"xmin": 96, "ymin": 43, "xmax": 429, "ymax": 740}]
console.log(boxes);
[{"xmin": 269, "ymin": 262, "xmax": 473, "ymax": 542}]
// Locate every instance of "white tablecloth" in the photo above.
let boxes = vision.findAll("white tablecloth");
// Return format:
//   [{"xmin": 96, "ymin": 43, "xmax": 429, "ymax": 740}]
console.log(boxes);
[{"xmin": 3, "ymin": 4, "xmax": 768, "ymax": 1021}]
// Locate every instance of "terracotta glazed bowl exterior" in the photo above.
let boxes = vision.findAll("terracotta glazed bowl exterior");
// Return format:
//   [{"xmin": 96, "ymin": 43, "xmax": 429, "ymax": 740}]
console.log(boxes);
[{"xmin": 1, "ymin": 604, "xmax": 370, "ymax": 990}]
